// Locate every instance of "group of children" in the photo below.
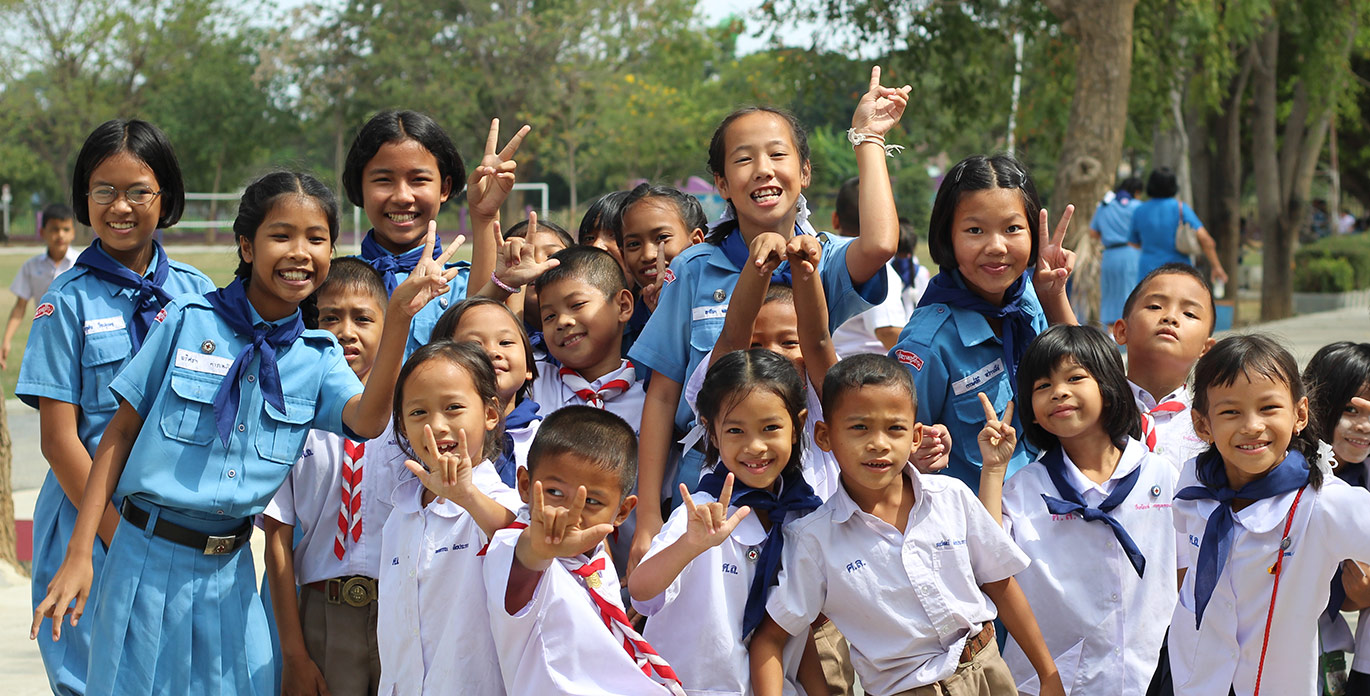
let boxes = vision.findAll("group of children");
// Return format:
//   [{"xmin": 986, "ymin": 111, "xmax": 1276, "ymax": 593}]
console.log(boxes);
[{"xmin": 16, "ymin": 63, "xmax": 1370, "ymax": 696}]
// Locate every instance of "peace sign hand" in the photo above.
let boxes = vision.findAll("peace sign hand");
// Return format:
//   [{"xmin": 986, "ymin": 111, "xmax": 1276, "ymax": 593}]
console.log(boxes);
[
  {"xmin": 851, "ymin": 65, "xmax": 912, "ymax": 137},
  {"xmin": 1033, "ymin": 205, "xmax": 1076, "ymax": 301},
  {"xmin": 679, "ymin": 477, "xmax": 752, "ymax": 552},
  {"xmin": 467, "ymin": 119, "xmax": 531, "ymax": 219},
  {"xmin": 786, "ymin": 234, "xmax": 822, "ymax": 280},
  {"xmin": 525, "ymin": 480, "xmax": 615, "ymax": 563},
  {"xmin": 493, "ymin": 214, "xmax": 561, "ymax": 291},
  {"xmin": 391, "ymin": 223, "xmax": 464, "ymax": 317},
  {"xmin": 404, "ymin": 425, "xmax": 479, "ymax": 508},
  {"xmin": 641, "ymin": 249, "xmax": 668, "ymax": 312},
  {"xmin": 976, "ymin": 392, "xmax": 1017, "ymax": 477}
]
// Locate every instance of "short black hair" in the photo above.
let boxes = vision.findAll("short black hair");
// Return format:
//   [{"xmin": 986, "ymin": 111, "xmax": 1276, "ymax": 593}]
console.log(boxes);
[
  {"xmin": 578, "ymin": 191, "xmax": 630, "ymax": 246},
  {"xmin": 40, "ymin": 203, "xmax": 74, "ymax": 227},
  {"xmin": 927, "ymin": 154, "xmax": 1041, "ymax": 270},
  {"xmin": 342, "ymin": 110, "xmax": 464, "ymax": 208},
  {"xmin": 821, "ymin": 353, "xmax": 917, "ymax": 421},
  {"xmin": 1118, "ymin": 177, "xmax": 1144, "ymax": 196},
  {"xmin": 614, "ymin": 183, "xmax": 708, "ymax": 248},
  {"xmin": 72, "ymin": 119, "xmax": 185, "ymax": 229},
  {"xmin": 1302, "ymin": 341, "xmax": 1370, "ymax": 453},
  {"xmin": 316, "ymin": 257, "xmax": 388, "ymax": 310},
  {"xmin": 697, "ymin": 349, "xmax": 807, "ymax": 474},
  {"xmin": 1121, "ymin": 262, "xmax": 1216, "ymax": 333},
  {"xmin": 392, "ymin": 340, "xmax": 504, "ymax": 463},
  {"xmin": 431, "ymin": 297, "xmax": 539, "ymax": 400},
  {"xmin": 1145, "ymin": 168, "xmax": 1179, "ymax": 199},
  {"xmin": 834, "ymin": 177, "xmax": 860, "ymax": 234},
  {"xmin": 1016, "ymin": 324, "xmax": 1141, "ymax": 451},
  {"xmin": 528, "ymin": 406, "xmax": 638, "ymax": 497},
  {"xmin": 535, "ymin": 245, "xmax": 627, "ymax": 300},
  {"xmin": 505, "ymin": 216, "xmax": 574, "ymax": 248},
  {"xmin": 897, "ymin": 217, "xmax": 918, "ymax": 257}
]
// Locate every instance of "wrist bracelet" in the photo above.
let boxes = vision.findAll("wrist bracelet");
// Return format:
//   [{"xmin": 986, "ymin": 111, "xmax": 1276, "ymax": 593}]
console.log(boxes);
[
  {"xmin": 490, "ymin": 272, "xmax": 518, "ymax": 294},
  {"xmin": 847, "ymin": 128, "xmax": 905, "ymax": 157}
]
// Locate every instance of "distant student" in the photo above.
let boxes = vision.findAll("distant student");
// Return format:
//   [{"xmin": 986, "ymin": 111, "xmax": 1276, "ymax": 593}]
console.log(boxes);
[
  {"xmin": 482, "ymin": 406, "xmax": 687, "ymax": 695},
  {"xmin": 1110, "ymin": 263, "xmax": 1216, "ymax": 469},
  {"xmin": 1090, "ymin": 177, "xmax": 1143, "ymax": 326},
  {"xmin": 378, "ymin": 340, "xmax": 523, "ymax": 695},
  {"xmin": 16, "ymin": 119, "xmax": 214, "ymax": 696},
  {"xmin": 579, "ymin": 190, "xmax": 632, "ymax": 283},
  {"xmin": 2, "ymin": 203, "xmax": 78, "ymax": 369},
  {"xmin": 261, "ymin": 258, "xmax": 398, "ymax": 695},
  {"xmin": 750, "ymin": 354, "xmax": 1065, "ymax": 696},
  {"xmin": 890, "ymin": 153, "xmax": 1076, "ymax": 491},
  {"xmin": 829, "ymin": 176, "xmax": 909, "ymax": 357},
  {"xmin": 978, "ymin": 324, "xmax": 1177, "ymax": 695},
  {"xmin": 893, "ymin": 217, "xmax": 931, "ymax": 315}
]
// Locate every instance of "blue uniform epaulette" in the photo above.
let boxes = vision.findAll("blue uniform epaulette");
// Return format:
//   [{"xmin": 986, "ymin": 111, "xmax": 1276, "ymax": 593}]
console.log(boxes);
[{"xmin": 893, "ymin": 302, "xmax": 954, "ymax": 350}]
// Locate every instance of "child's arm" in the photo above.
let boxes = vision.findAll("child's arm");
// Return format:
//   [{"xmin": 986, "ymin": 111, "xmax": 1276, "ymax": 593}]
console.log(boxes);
[
  {"xmin": 628, "ymin": 477, "xmax": 751, "ymax": 602},
  {"xmin": 844, "ymin": 66, "xmax": 909, "ymax": 285},
  {"xmin": 749, "ymin": 614, "xmax": 794, "ymax": 696},
  {"xmin": 789, "ymin": 235, "xmax": 838, "ymax": 395},
  {"xmin": 630, "ymin": 373, "xmax": 683, "ymax": 573},
  {"xmin": 343, "ymin": 227, "xmax": 462, "ymax": 439},
  {"xmin": 974, "ymin": 393, "xmax": 1017, "ymax": 525},
  {"xmin": 465, "ymin": 119, "xmax": 530, "ymax": 297},
  {"xmin": 1, "ymin": 296, "xmax": 28, "ymax": 369},
  {"xmin": 31, "ymin": 400, "xmax": 142, "ymax": 640},
  {"xmin": 710, "ymin": 232, "xmax": 787, "ymax": 365},
  {"xmin": 469, "ymin": 215, "xmax": 560, "ymax": 314},
  {"xmin": 264, "ymin": 518, "xmax": 331, "ymax": 696},
  {"xmin": 403, "ymin": 425, "xmax": 515, "ymax": 537},
  {"xmin": 982, "ymin": 576, "xmax": 1064, "ymax": 696},
  {"xmin": 37, "ymin": 399, "xmax": 120, "ymax": 545},
  {"xmin": 1033, "ymin": 206, "xmax": 1079, "ymax": 326},
  {"xmin": 505, "ymin": 481, "xmax": 615, "ymax": 613},
  {"xmin": 796, "ymin": 627, "xmax": 828, "ymax": 696}
]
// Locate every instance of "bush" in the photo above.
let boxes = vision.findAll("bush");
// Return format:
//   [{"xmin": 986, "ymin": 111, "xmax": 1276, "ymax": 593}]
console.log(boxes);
[
  {"xmin": 1296, "ymin": 233, "xmax": 1370, "ymax": 289},
  {"xmin": 1295, "ymin": 256, "xmax": 1355, "ymax": 293}
]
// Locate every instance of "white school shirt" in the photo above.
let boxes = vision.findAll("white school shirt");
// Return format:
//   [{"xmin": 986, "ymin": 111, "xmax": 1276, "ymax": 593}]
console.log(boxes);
[
  {"xmin": 508, "ymin": 418, "xmax": 541, "ymax": 471},
  {"xmin": 1129, "ymin": 380, "xmax": 1208, "ymax": 470},
  {"xmin": 633, "ymin": 491, "xmax": 807, "ymax": 696},
  {"xmin": 766, "ymin": 465, "xmax": 1030, "ymax": 695},
  {"xmin": 998, "ymin": 438, "xmax": 1179, "ymax": 695},
  {"xmin": 483, "ymin": 521, "xmax": 678, "ymax": 695},
  {"xmin": 527, "ymin": 358, "xmax": 647, "ymax": 433},
  {"xmin": 377, "ymin": 461, "xmax": 522, "ymax": 696},
  {"xmin": 832, "ymin": 261, "xmax": 908, "ymax": 358},
  {"xmin": 9, "ymin": 247, "xmax": 78, "ymax": 301},
  {"xmin": 264, "ymin": 423, "xmax": 406, "ymax": 583},
  {"xmin": 1168, "ymin": 459, "xmax": 1370, "ymax": 695}
]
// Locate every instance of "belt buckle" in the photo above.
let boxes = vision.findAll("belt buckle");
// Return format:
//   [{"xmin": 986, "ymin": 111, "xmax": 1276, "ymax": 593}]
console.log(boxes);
[
  {"xmin": 340, "ymin": 577, "xmax": 374, "ymax": 607},
  {"xmin": 204, "ymin": 534, "xmax": 237, "ymax": 555}
]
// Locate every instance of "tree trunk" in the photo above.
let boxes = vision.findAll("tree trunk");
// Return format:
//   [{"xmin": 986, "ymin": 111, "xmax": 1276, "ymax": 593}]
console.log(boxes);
[
  {"xmin": 1252, "ymin": 21, "xmax": 1288, "ymax": 320},
  {"xmin": 0, "ymin": 396, "xmax": 19, "ymax": 572},
  {"xmin": 1042, "ymin": 0, "xmax": 1140, "ymax": 325},
  {"xmin": 1211, "ymin": 49, "xmax": 1252, "ymax": 313}
]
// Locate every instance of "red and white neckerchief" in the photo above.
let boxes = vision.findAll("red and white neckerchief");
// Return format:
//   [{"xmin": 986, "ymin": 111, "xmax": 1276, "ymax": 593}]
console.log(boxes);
[
  {"xmin": 334, "ymin": 439, "xmax": 365, "ymax": 560},
  {"xmin": 1141, "ymin": 399, "xmax": 1187, "ymax": 452},
  {"xmin": 559, "ymin": 360, "xmax": 636, "ymax": 409},
  {"xmin": 569, "ymin": 556, "xmax": 686, "ymax": 695}
]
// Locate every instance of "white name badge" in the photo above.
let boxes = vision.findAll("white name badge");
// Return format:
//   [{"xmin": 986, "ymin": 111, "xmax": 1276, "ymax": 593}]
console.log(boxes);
[
  {"xmin": 951, "ymin": 358, "xmax": 1005, "ymax": 396},
  {"xmin": 83, "ymin": 315, "xmax": 127, "ymax": 335},
  {"xmin": 692, "ymin": 305, "xmax": 727, "ymax": 321},
  {"xmin": 175, "ymin": 348, "xmax": 234, "ymax": 376}
]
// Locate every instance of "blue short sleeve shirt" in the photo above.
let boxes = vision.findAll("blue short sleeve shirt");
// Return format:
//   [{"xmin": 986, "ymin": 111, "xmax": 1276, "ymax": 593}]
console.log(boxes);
[
  {"xmin": 1090, "ymin": 198, "xmax": 1139, "ymax": 248},
  {"xmin": 15, "ymin": 244, "xmax": 214, "ymax": 455},
  {"xmin": 109, "ymin": 296, "xmax": 364, "ymax": 521},
  {"xmin": 1130, "ymin": 198, "xmax": 1204, "ymax": 277}
]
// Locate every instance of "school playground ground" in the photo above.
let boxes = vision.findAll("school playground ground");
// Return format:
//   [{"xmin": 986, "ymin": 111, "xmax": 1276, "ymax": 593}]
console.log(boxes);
[{"xmin": 0, "ymin": 244, "xmax": 1366, "ymax": 692}]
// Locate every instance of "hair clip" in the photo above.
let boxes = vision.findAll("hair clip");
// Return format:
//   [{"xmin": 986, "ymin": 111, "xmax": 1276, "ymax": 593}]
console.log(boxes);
[{"xmin": 954, "ymin": 164, "xmax": 965, "ymax": 183}]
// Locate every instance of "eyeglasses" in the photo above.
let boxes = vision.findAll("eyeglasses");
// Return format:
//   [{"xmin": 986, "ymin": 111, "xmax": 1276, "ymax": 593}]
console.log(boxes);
[{"xmin": 87, "ymin": 185, "xmax": 161, "ymax": 206}]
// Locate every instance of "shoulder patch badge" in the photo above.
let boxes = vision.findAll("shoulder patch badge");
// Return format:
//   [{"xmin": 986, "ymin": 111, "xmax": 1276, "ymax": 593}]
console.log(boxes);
[
  {"xmin": 894, "ymin": 349, "xmax": 924, "ymax": 371},
  {"xmin": 154, "ymin": 308, "xmax": 168, "ymax": 323},
  {"xmin": 33, "ymin": 303, "xmax": 55, "ymax": 319},
  {"xmin": 662, "ymin": 268, "xmax": 676, "ymax": 285}
]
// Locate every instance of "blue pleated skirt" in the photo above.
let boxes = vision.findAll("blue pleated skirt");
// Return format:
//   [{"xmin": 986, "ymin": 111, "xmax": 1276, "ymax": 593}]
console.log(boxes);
[
  {"xmin": 32, "ymin": 470, "xmax": 107, "ymax": 695},
  {"xmin": 1101, "ymin": 245, "xmax": 1141, "ymax": 326}
]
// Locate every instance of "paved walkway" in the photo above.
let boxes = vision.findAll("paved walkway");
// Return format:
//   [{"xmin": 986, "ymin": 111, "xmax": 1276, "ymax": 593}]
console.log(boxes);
[{"xmin": 0, "ymin": 307, "xmax": 1366, "ymax": 690}]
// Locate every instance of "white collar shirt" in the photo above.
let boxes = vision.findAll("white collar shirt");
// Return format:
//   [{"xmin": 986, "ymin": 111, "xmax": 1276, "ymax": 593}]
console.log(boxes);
[
  {"xmin": 765, "ymin": 465, "xmax": 1029, "ymax": 694},
  {"xmin": 508, "ymin": 418, "xmax": 541, "ymax": 472},
  {"xmin": 832, "ymin": 261, "xmax": 908, "ymax": 358},
  {"xmin": 527, "ymin": 359, "xmax": 647, "ymax": 434},
  {"xmin": 10, "ymin": 247, "xmax": 78, "ymax": 301},
  {"xmin": 633, "ymin": 491, "xmax": 806, "ymax": 696},
  {"xmin": 1168, "ymin": 459, "xmax": 1370, "ymax": 695},
  {"xmin": 999, "ymin": 438, "xmax": 1179, "ymax": 695},
  {"xmin": 377, "ymin": 461, "xmax": 521, "ymax": 696},
  {"xmin": 1130, "ymin": 380, "xmax": 1208, "ymax": 470}
]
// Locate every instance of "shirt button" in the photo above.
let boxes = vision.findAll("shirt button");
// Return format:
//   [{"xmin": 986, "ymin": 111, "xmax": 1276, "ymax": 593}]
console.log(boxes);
[
  {"xmin": 237, "ymin": 424, "xmax": 246, "ymax": 432},
  {"xmin": 227, "ymin": 469, "xmax": 236, "ymax": 478},
  {"xmin": 247, "ymin": 375, "xmax": 255, "ymax": 383},
  {"xmin": 216, "ymin": 509, "xmax": 224, "ymax": 515},
  {"xmin": 1111, "ymin": 593, "xmax": 1119, "ymax": 601}
]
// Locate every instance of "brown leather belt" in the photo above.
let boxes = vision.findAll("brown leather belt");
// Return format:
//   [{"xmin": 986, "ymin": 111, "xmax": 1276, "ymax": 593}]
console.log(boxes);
[
  {"xmin": 959, "ymin": 622, "xmax": 995, "ymax": 664},
  {"xmin": 304, "ymin": 575, "xmax": 378, "ymax": 607}
]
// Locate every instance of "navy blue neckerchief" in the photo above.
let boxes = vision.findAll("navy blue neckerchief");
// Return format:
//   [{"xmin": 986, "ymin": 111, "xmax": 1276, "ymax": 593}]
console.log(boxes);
[
  {"xmin": 917, "ymin": 267, "xmax": 1034, "ymax": 398},
  {"xmin": 892, "ymin": 256, "xmax": 917, "ymax": 292},
  {"xmin": 75, "ymin": 238, "xmax": 173, "ymax": 352},
  {"xmin": 696, "ymin": 463, "xmax": 821, "ymax": 638},
  {"xmin": 1175, "ymin": 449, "xmax": 1310, "ymax": 629},
  {"xmin": 203, "ymin": 277, "xmax": 306, "ymax": 447},
  {"xmin": 718, "ymin": 225, "xmax": 810, "ymax": 286},
  {"xmin": 1324, "ymin": 458, "xmax": 1369, "ymax": 621},
  {"xmin": 496, "ymin": 398, "xmax": 542, "ymax": 487},
  {"xmin": 1040, "ymin": 445, "xmax": 1146, "ymax": 577},
  {"xmin": 359, "ymin": 230, "xmax": 443, "ymax": 296}
]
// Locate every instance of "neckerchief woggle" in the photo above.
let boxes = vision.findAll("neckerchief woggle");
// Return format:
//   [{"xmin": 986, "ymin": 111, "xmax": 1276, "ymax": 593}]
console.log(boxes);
[
  {"xmin": 359, "ymin": 230, "xmax": 444, "ymax": 296},
  {"xmin": 1040, "ymin": 445, "xmax": 1146, "ymax": 577},
  {"xmin": 75, "ymin": 238, "xmax": 173, "ymax": 352},
  {"xmin": 203, "ymin": 277, "xmax": 306, "ymax": 447},
  {"xmin": 1174, "ymin": 449, "xmax": 1310, "ymax": 629},
  {"xmin": 496, "ymin": 398, "xmax": 542, "ymax": 487},
  {"xmin": 1325, "ymin": 458, "xmax": 1369, "ymax": 621},
  {"xmin": 696, "ymin": 463, "xmax": 821, "ymax": 638},
  {"xmin": 918, "ymin": 267, "xmax": 1035, "ymax": 399}
]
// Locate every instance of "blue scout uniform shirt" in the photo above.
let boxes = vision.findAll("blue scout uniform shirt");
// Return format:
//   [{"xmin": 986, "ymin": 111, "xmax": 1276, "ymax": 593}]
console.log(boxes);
[
  {"xmin": 109, "ymin": 295, "xmax": 363, "ymax": 521},
  {"xmin": 1090, "ymin": 195, "xmax": 1139, "ymax": 248},
  {"xmin": 1128, "ymin": 198, "xmax": 1204, "ymax": 278},
  {"xmin": 890, "ymin": 282, "xmax": 1048, "ymax": 491},
  {"xmin": 352, "ymin": 249, "xmax": 469, "ymax": 357},
  {"xmin": 629, "ymin": 233, "xmax": 888, "ymax": 431},
  {"xmin": 16, "ymin": 243, "xmax": 214, "ymax": 454}
]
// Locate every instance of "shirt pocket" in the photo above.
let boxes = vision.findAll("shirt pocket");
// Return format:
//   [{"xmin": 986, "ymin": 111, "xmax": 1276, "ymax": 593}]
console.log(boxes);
[
  {"xmin": 950, "ymin": 375, "xmax": 1013, "ymax": 438},
  {"xmin": 688, "ymin": 316, "xmax": 725, "ymax": 353},
  {"xmin": 80, "ymin": 330, "xmax": 132, "ymax": 414},
  {"xmin": 160, "ymin": 368, "xmax": 220, "ymax": 445},
  {"xmin": 255, "ymin": 395, "xmax": 316, "ymax": 465}
]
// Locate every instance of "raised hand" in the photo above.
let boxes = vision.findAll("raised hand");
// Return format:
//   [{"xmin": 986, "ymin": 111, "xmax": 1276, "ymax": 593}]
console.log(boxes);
[
  {"xmin": 404, "ymin": 425, "xmax": 478, "ymax": 506},
  {"xmin": 640, "ymin": 250, "xmax": 667, "ymax": 312},
  {"xmin": 493, "ymin": 214, "xmax": 561, "ymax": 291},
  {"xmin": 393, "ymin": 223, "xmax": 464, "ymax": 316},
  {"xmin": 467, "ymin": 118, "xmax": 531, "ymax": 219},
  {"xmin": 912, "ymin": 423, "xmax": 951, "ymax": 473},
  {"xmin": 977, "ymin": 392, "xmax": 1017, "ymax": 476},
  {"xmin": 679, "ymin": 477, "xmax": 751, "ymax": 551},
  {"xmin": 1033, "ymin": 205, "xmax": 1076, "ymax": 300},
  {"xmin": 526, "ymin": 480, "xmax": 615, "ymax": 562},
  {"xmin": 851, "ymin": 65, "xmax": 912, "ymax": 138},
  {"xmin": 786, "ymin": 234, "xmax": 822, "ymax": 279},
  {"xmin": 31, "ymin": 556, "xmax": 94, "ymax": 642},
  {"xmin": 748, "ymin": 232, "xmax": 789, "ymax": 277}
]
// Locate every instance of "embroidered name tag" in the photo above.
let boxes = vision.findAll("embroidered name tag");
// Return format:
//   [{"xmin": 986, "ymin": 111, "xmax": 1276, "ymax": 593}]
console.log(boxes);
[
  {"xmin": 83, "ymin": 315, "xmax": 127, "ymax": 335},
  {"xmin": 692, "ymin": 305, "xmax": 727, "ymax": 321},
  {"xmin": 951, "ymin": 358, "xmax": 1004, "ymax": 396},
  {"xmin": 174, "ymin": 348, "xmax": 233, "ymax": 376}
]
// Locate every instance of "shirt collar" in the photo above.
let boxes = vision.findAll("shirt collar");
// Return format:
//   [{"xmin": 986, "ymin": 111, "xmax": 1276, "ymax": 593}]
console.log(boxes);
[
  {"xmin": 830, "ymin": 462, "xmax": 926, "ymax": 525},
  {"xmin": 1058, "ymin": 438, "xmax": 1145, "ymax": 498},
  {"xmin": 1129, "ymin": 379, "xmax": 1190, "ymax": 412}
]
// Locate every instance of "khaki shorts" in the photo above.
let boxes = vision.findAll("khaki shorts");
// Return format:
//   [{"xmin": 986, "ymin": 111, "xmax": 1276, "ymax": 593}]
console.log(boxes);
[{"xmin": 882, "ymin": 638, "xmax": 1017, "ymax": 696}]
